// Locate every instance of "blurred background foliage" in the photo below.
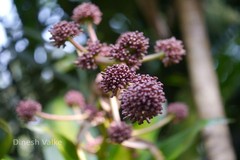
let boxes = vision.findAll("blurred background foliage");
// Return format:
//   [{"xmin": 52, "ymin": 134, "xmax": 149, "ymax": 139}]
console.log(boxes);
[{"xmin": 0, "ymin": 0, "xmax": 240, "ymax": 159}]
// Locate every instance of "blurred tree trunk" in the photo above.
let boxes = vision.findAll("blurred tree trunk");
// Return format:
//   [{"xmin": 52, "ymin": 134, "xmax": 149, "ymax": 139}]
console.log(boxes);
[
  {"xmin": 136, "ymin": 0, "xmax": 170, "ymax": 38},
  {"xmin": 175, "ymin": 0, "xmax": 236, "ymax": 160}
]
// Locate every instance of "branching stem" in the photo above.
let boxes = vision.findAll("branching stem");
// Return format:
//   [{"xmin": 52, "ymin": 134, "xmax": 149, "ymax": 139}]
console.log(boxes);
[
  {"xmin": 110, "ymin": 96, "xmax": 121, "ymax": 122},
  {"xmin": 36, "ymin": 112, "xmax": 88, "ymax": 121}
]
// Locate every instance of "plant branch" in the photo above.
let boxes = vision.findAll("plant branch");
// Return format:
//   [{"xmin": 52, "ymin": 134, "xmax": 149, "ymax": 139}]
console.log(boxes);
[
  {"xmin": 142, "ymin": 52, "xmax": 165, "ymax": 63},
  {"xmin": 122, "ymin": 139, "xmax": 165, "ymax": 160},
  {"xmin": 109, "ymin": 96, "xmax": 121, "ymax": 122},
  {"xmin": 36, "ymin": 112, "xmax": 88, "ymax": 121},
  {"xmin": 68, "ymin": 37, "xmax": 87, "ymax": 54},
  {"xmin": 95, "ymin": 52, "xmax": 165, "ymax": 66},
  {"xmin": 95, "ymin": 55, "xmax": 116, "ymax": 65},
  {"xmin": 87, "ymin": 22, "xmax": 98, "ymax": 42}
]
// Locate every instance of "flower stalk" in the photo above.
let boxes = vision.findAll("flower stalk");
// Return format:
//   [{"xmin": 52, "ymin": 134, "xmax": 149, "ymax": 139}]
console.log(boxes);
[
  {"xmin": 122, "ymin": 139, "xmax": 165, "ymax": 160},
  {"xmin": 36, "ymin": 111, "xmax": 89, "ymax": 121},
  {"xmin": 95, "ymin": 55, "xmax": 116, "ymax": 65},
  {"xmin": 87, "ymin": 22, "xmax": 98, "ymax": 42},
  {"xmin": 95, "ymin": 52, "xmax": 166, "ymax": 66},
  {"xmin": 68, "ymin": 37, "xmax": 87, "ymax": 53},
  {"xmin": 142, "ymin": 52, "xmax": 165, "ymax": 62},
  {"xmin": 109, "ymin": 96, "xmax": 121, "ymax": 122}
]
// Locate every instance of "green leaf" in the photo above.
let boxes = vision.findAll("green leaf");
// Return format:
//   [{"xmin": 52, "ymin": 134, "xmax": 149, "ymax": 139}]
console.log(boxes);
[
  {"xmin": 1, "ymin": 155, "xmax": 15, "ymax": 160},
  {"xmin": 107, "ymin": 144, "xmax": 131, "ymax": 160},
  {"xmin": 159, "ymin": 118, "xmax": 229, "ymax": 160},
  {"xmin": 158, "ymin": 120, "xmax": 207, "ymax": 160},
  {"xmin": 54, "ymin": 133, "xmax": 79, "ymax": 160},
  {"xmin": 27, "ymin": 123, "xmax": 76, "ymax": 160},
  {"xmin": 0, "ymin": 119, "xmax": 13, "ymax": 159},
  {"xmin": 133, "ymin": 115, "xmax": 162, "ymax": 143}
]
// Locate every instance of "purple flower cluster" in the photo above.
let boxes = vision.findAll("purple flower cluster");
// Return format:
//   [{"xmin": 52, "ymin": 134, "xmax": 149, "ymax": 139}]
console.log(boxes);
[
  {"xmin": 99, "ymin": 63, "xmax": 166, "ymax": 124},
  {"xmin": 75, "ymin": 41, "xmax": 102, "ymax": 69},
  {"xmin": 108, "ymin": 121, "xmax": 132, "ymax": 143},
  {"xmin": 167, "ymin": 102, "xmax": 188, "ymax": 121},
  {"xmin": 72, "ymin": 2, "xmax": 102, "ymax": 25},
  {"xmin": 120, "ymin": 74, "xmax": 166, "ymax": 124},
  {"xmin": 15, "ymin": 3, "xmax": 190, "ymax": 153},
  {"xmin": 154, "ymin": 37, "xmax": 185, "ymax": 66},
  {"xmin": 110, "ymin": 31, "xmax": 149, "ymax": 69},
  {"xmin": 49, "ymin": 21, "xmax": 81, "ymax": 48},
  {"xmin": 83, "ymin": 104, "xmax": 105, "ymax": 124},
  {"xmin": 16, "ymin": 100, "xmax": 42, "ymax": 121},
  {"xmin": 64, "ymin": 90, "xmax": 85, "ymax": 107},
  {"xmin": 100, "ymin": 64, "xmax": 136, "ymax": 97},
  {"xmin": 99, "ymin": 43, "xmax": 112, "ymax": 57}
]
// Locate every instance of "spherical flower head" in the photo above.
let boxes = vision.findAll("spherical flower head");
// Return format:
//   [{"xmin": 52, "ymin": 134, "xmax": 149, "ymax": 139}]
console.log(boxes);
[
  {"xmin": 99, "ymin": 43, "xmax": 112, "ymax": 57},
  {"xmin": 75, "ymin": 40, "xmax": 102, "ymax": 69},
  {"xmin": 64, "ymin": 90, "xmax": 85, "ymax": 107},
  {"xmin": 100, "ymin": 64, "xmax": 136, "ymax": 97},
  {"xmin": 110, "ymin": 31, "xmax": 149, "ymax": 69},
  {"xmin": 16, "ymin": 100, "xmax": 42, "ymax": 121},
  {"xmin": 108, "ymin": 121, "xmax": 132, "ymax": 143},
  {"xmin": 84, "ymin": 104, "xmax": 105, "ymax": 124},
  {"xmin": 94, "ymin": 73, "xmax": 109, "ymax": 97},
  {"xmin": 120, "ymin": 74, "xmax": 166, "ymax": 124},
  {"xmin": 75, "ymin": 53, "xmax": 97, "ymax": 70},
  {"xmin": 72, "ymin": 2, "xmax": 102, "ymax": 25},
  {"xmin": 86, "ymin": 40, "xmax": 103, "ymax": 57},
  {"xmin": 167, "ymin": 102, "xmax": 188, "ymax": 121},
  {"xmin": 154, "ymin": 37, "xmax": 185, "ymax": 67},
  {"xmin": 49, "ymin": 21, "xmax": 81, "ymax": 48}
]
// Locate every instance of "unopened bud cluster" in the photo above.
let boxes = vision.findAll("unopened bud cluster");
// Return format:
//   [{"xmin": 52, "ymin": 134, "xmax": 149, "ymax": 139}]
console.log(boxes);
[
  {"xmin": 110, "ymin": 31, "xmax": 149, "ymax": 69},
  {"xmin": 49, "ymin": 21, "xmax": 81, "ymax": 48},
  {"xmin": 16, "ymin": 100, "xmax": 42, "ymax": 121},
  {"xmin": 154, "ymin": 37, "xmax": 185, "ymax": 66},
  {"xmin": 72, "ymin": 2, "xmax": 102, "ymax": 25},
  {"xmin": 167, "ymin": 102, "xmax": 188, "ymax": 121},
  {"xmin": 100, "ymin": 64, "xmax": 166, "ymax": 124},
  {"xmin": 108, "ymin": 122, "xmax": 132, "ymax": 143},
  {"xmin": 121, "ymin": 74, "xmax": 166, "ymax": 124},
  {"xmin": 16, "ymin": 2, "xmax": 188, "ymax": 153},
  {"xmin": 100, "ymin": 64, "xmax": 136, "ymax": 97}
]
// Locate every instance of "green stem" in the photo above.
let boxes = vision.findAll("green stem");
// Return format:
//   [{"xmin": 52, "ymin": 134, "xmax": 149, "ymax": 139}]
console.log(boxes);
[
  {"xmin": 122, "ymin": 139, "xmax": 165, "ymax": 160},
  {"xmin": 142, "ymin": 52, "xmax": 165, "ymax": 63},
  {"xmin": 110, "ymin": 96, "xmax": 121, "ymax": 122},
  {"xmin": 95, "ymin": 52, "xmax": 165, "ymax": 66},
  {"xmin": 95, "ymin": 55, "xmax": 116, "ymax": 65},
  {"xmin": 36, "ymin": 112, "xmax": 89, "ymax": 121},
  {"xmin": 68, "ymin": 37, "xmax": 87, "ymax": 54},
  {"xmin": 87, "ymin": 22, "xmax": 98, "ymax": 42}
]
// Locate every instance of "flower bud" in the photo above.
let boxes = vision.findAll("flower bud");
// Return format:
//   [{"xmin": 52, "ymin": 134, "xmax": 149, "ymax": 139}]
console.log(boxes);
[
  {"xmin": 49, "ymin": 21, "xmax": 81, "ymax": 48},
  {"xmin": 64, "ymin": 90, "xmax": 85, "ymax": 107},
  {"xmin": 16, "ymin": 100, "xmax": 42, "ymax": 121},
  {"xmin": 110, "ymin": 31, "xmax": 149, "ymax": 69},
  {"xmin": 154, "ymin": 37, "xmax": 185, "ymax": 66},
  {"xmin": 167, "ymin": 102, "xmax": 188, "ymax": 121},
  {"xmin": 120, "ymin": 74, "xmax": 166, "ymax": 124},
  {"xmin": 108, "ymin": 121, "xmax": 132, "ymax": 143},
  {"xmin": 100, "ymin": 64, "xmax": 136, "ymax": 97},
  {"xmin": 72, "ymin": 2, "xmax": 102, "ymax": 25}
]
